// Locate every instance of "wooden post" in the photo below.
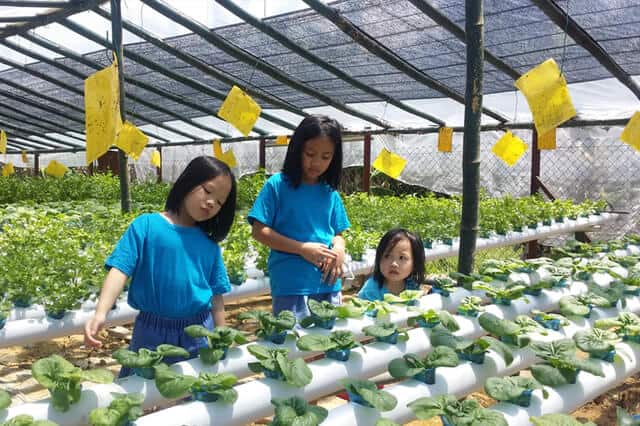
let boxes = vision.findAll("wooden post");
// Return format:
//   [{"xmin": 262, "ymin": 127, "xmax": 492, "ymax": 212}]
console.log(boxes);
[
  {"xmin": 362, "ymin": 133, "xmax": 371, "ymax": 193},
  {"xmin": 457, "ymin": 0, "xmax": 484, "ymax": 283}
]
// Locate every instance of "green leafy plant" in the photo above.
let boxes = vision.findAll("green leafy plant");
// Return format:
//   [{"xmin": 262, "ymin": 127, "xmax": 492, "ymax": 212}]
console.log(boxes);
[
  {"xmin": 408, "ymin": 394, "xmax": 507, "ymax": 426},
  {"xmin": 429, "ymin": 326, "xmax": 513, "ymax": 366},
  {"xmin": 530, "ymin": 413, "xmax": 596, "ymax": 426},
  {"xmin": 531, "ymin": 310, "xmax": 570, "ymax": 331},
  {"xmin": 238, "ymin": 310, "xmax": 297, "ymax": 344},
  {"xmin": 247, "ymin": 345, "xmax": 312, "ymax": 387},
  {"xmin": 559, "ymin": 293, "xmax": 611, "ymax": 318},
  {"xmin": 299, "ymin": 299, "xmax": 337, "ymax": 329},
  {"xmin": 184, "ymin": 325, "xmax": 247, "ymax": 364},
  {"xmin": 595, "ymin": 312, "xmax": 640, "ymax": 341},
  {"xmin": 363, "ymin": 322, "xmax": 409, "ymax": 344},
  {"xmin": 484, "ymin": 376, "xmax": 548, "ymax": 407},
  {"xmin": 0, "ymin": 415, "xmax": 59, "ymax": 426},
  {"xmin": 335, "ymin": 297, "xmax": 367, "ymax": 319},
  {"xmin": 383, "ymin": 289, "xmax": 423, "ymax": 305},
  {"xmin": 375, "ymin": 419, "xmax": 400, "ymax": 426},
  {"xmin": 112, "ymin": 345, "xmax": 189, "ymax": 379},
  {"xmin": 426, "ymin": 276, "xmax": 458, "ymax": 297},
  {"xmin": 153, "ymin": 363, "xmax": 238, "ymax": 403},
  {"xmin": 449, "ymin": 271, "xmax": 491, "ymax": 290},
  {"xmin": 88, "ymin": 392, "xmax": 144, "ymax": 426},
  {"xmin": 478, "ymin": 312, "xmax": 533, "ymax": 347},
  {"xmin": 529, "ymin": 339, "xmax": 604, "ymax": 387},
  {"xmin": 340, "ymin": 378, "xmax": 397, "ymax": 411},
  {"xmin": 268, "ymin": 396, "xmax": 328, "ymax": 426},
  {"xmin": 573, "ymin": 328, "xmax": 620, "ymax": 361},
  {"xmin": 471, "ymin": 281, "xmax": 528, "ymax": 305},
  {"xmin": 31, "ymin": 354, "xmax": 113, "ymax": 412},
  {"xmin": 457, "ymin": 296, "xmax": 484, "ymax": 317},
  {"xmin": 388, "ymin": 346, "xmax": 459, "ymax": 384},
  {"xmin": 407, "ymin": 309, "xmax": 459, "ymax": 331},
  {"xmin": 0, "ymin": 389, "xmax": 10, "ymax": 410},
  {"xmin": 296, "ymin": 330, "xmax": 362, "ymax": 361}
]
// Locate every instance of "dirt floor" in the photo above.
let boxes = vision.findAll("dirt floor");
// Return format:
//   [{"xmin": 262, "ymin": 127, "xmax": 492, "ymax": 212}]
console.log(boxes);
[{"xmin": 2, "ymin": 284, "xmax": 640, "ymax": 425}]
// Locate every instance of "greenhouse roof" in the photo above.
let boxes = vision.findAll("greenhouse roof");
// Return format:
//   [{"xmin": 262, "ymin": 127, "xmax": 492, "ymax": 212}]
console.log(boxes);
[{"xmin": 0, "ymin": 0, "xmax": 639, "ymax": 153}]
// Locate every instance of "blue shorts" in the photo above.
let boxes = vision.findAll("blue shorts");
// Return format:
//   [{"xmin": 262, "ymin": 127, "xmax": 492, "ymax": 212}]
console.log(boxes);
[
  {"xmin": 272, "ymin": 291, "xmax": 342, "ymax": 320},
  {"xmin": 119, "ymin": 309, "xmax": 213, "ymax": 378}
]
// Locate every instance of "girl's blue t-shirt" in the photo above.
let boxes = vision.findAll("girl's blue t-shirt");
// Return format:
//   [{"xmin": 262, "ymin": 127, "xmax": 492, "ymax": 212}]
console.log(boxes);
[
  {"xmin": 105, "ymin": 212, "xmax": 231, "ymax": 319},
  {"xmin": 357, "ymin": 277, "xmax": 420, "ymax": 301},
  {"xmin": 248, "ymin": 173, "xmax": 351, "ymax": 296}
]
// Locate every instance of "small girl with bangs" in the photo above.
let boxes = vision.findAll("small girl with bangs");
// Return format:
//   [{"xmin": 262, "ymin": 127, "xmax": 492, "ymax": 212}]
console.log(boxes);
[{"xmin": 358, "ymin": 228, "xmax": 425, "ymax": 301}]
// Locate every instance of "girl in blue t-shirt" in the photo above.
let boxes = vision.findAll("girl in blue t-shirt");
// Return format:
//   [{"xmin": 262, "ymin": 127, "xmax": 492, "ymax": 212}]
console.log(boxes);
[
  {"xmin": 358, "ymin": 229, "xmax": 425, "ymax": 301},
  {"xmin": 84, "ymin": 156, "xmax": 237, "ymax": 376},
  {"xmin": 249, "ymin": 115, "xmax": 351, "ymax": 319}
]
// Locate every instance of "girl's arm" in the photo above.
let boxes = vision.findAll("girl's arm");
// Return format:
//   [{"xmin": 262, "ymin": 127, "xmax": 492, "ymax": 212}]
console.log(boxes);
[
  {"xmin": 252, "ymin": 221, "xmax": 337, "ymax": 266},
  {"xmin": 84, "ymin": 268, "xmax": 128, "ymax": 347},
  {"xmin": 212, "ymin": 294, "xmax": 226, "ymax": 326}
]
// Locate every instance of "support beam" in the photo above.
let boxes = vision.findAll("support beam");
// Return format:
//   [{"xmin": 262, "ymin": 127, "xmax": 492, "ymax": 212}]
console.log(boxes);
[
  {"xmin": 111, "ymin": 0, "xmax": 131, "ymax": 213},
  {"xmin": 34, "ymin": 153, "xmax": 39, "ymax": 175},
  {"xmin": 531, "ymin": 0, "xmax": 640, "ymax": 100},
  {"xmin": 139, "ymin": 0, "xmax": 390, "ymax": 129},
  {"xmin": 2, "ymin": 122, "xmax": 82, "ymax": 149},
  {"xmin": 527, "ymin": 129, "xmax": 541, "ymax": 258},
  {"xmin": 259, "ymin": 138, "xmax": 266, "ymax": 170},
  {"xmin": 0, "ymin": 1, "xmax": 71, "ymax": 6},
  {"xmin": 214, "ymin": 0, "xmax": 445, "ymax": 126},
  {"xmin": 302, "ymin": 0, "xmax": 509, "ymax": 124},
  {"xmin": 93, "ymin": 7, "xmax": 304, "ymax": 129},
  {"xmin": 406, "ymin": 0, "xmax": 521, "ymax": 80},
  {"xmin": 457, "ymin": 0, "xmax": 484, "ymax": 282},
  {"xmin": 0, "ymin": 106, "xmax": 86, "ymax": 143},
  {"xmin": 362, "ymin": 133, "xmax": 371, "ymax": 193}
]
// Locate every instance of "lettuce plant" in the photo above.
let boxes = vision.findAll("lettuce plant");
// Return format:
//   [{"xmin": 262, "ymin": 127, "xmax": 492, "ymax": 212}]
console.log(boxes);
[
  {"xmin": 184, "ymin": 325, "xmax": 247, "ymax": 364},
  {"xmin": 383, "ymin": 289, "xmax": 423, "ymax": 306},
  {"xmin": 296, "ymin": 330, "xmax": 362, "ymax": 361},
  {"xmin": 408, "ymin": 394, "xmax": 507, "ymax": 426},
  {"xmin": 247, "ymin": 345, "xmax": 312, "ymax": 387},
  {"xmin": 268, "ymin": 396, "xmax": 328, "ymax": 426},
  {"xmin": 238, "ymin": 310, "xmax": 297, "ymax": 344},
  {"xmin": 408, "ymin": 309, "xmax": 459, "ymax": 331},
  {"xmin": 429, "ymin": 326, "xmax": 513, "ymax": 366},
  {"xmin": 478, "ymin": 312, "xmax": 533, "ymax": 347},
  {"xmin": 426, "ymin": 276, "xmax": 458, "ymax": 297},
  {"xmin": 484, "ymin": 376, "xmax": 548, "ymax": 407},
  {"xmin": 31, "ymin": 355, "xmax": 113, "ymax": 412},
  {"xmin": 153, "ymin": 364, "xmax": 238, "ymax": 403},
  {"xmin": 559, "ymin": 293, "xmax": 611, "ymax": 318},
  {"xmin": 457, "ymin": 296, "xmax": 484, "ymax": 317},
  {"xmin": 335, "ymin": 298, "xmax": 367, "ymax": 319},
  {"xmin": 363, "ymin": 322, "xmax": 409, "ymax": 345},
  {"xmin": 299, "ymin": 299, "xmax": 337, "ymax": 329},
  {"xmin": 88, "ymin": 392, "xmax": 144, "ymax": 426},
  {"xmin": 112, "ymin": 345, "xmax": 189, "ymax": 380},
  {"xmin": 0, "ymin": 415, "xmax": 58, "ymax": 426},
  {"xmin": 573, "ymin": 328, "xmax": 620, "ymax": 361},
  {"xmin": 340, "ymin": 379, "xmax": 397, "ymax": 411},
  {"xmin": 388, "ymin": 346, "xmax": 459, "ymax": 384},
  {"xmin": 471, "ymin": 281, "xmax": 528, "ymax": 305},
  {"xmin": 529, "ymin": 339, "xmax": 604, "ymax": 387},
  {"xmin": 595, "ymin": 312, "xmax": 640, "ymax": 341},
  {"xmin": 531, "ymin": 310, "xmax": 570, "ymax": 331}
]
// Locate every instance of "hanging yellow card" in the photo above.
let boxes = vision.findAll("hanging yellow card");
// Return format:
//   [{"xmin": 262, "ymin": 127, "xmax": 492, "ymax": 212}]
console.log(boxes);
[
  {"xmin": 151, "ymin": 149, "xmax": 161, "ymax": 168},
  {"xmin": 438, "ymin": 127, "xmax": 453, "ymax": 152},
  {"xmin": 115, "ymin": 121, "xmax": 148, "ymax": 160},
  {"xmin": 0, "ymin": 130, "xmax": 6, "ymax": 154},
  {"xmin": 621, "ymin": 111, "xmax": 640, "ymax": 151},
  {"xmin": 1, "ymin": 162, "xmax": 14, "ymax": 177},
  {"xmin": 217, "ymin": 85, "xmax": 261, "ymax": 137},
  {"xmin": 21, "ymin": 150, "xmax": 27, "ymax": 163},
  {"xmin": 492, "ymin": 131, "xmax": 528, "ymax": 167},
  {"xmin": 275, "ymin": 135, "xmax": 289, "ymax": 145},
  {"xmin": 515, "ymin": 58, "xmax": 576, "ymax": 136},
  {"xmin": 44, "ymin": 160, "xmax": 68, "ymax": 178},
  {"xmin": 538, "ymin": 128, "xmax": 556, "ymax": 150},
  {"xmin": 85, "ymin": 59, "xmax": 123, "ymax": 165},
  {"xmin": 212, "ymin": 139, "xmax": 223, "ymax": 158},
  {"xmin": 373, "ymin": 148, "xmax": 407, "ymax": 179},
  {"xmin": 219, "ymin": 149, "xmax": 237, "ymax": 168}
]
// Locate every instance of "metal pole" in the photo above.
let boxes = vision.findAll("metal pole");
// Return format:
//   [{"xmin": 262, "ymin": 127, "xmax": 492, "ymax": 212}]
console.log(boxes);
[
  {"xmin": 111, "ymin": 0, "xmax": 131, "ymax": 213},
  {"xmin": 156, "ymin": 146, "xmax": 162, "ymax": 183},
  {"xmin": 362, "ymin": 133, "xmax": 371, "ymax": 193},
  {"xmin": 259, "ymin": 138, "xmax": 266, "ymax": 170},
  {"xmin": 457, "ymin": 0, "xmax": 484, "ymax": 285},
  {"xmin": 34, "ymin": 153, "xmax": 39, "ymax": 176},
  {"xmin": 527, "ymin": 129, "xmax": 541, "ymax": 258}
]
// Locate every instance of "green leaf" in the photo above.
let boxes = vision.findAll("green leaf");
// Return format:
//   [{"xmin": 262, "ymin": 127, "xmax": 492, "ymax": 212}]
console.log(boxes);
[
  {"xmin": 299, "ymin": 316, "xmax": 316, "ymax": 329},
  {"xmin": 530, "ymin": 413, "xmax": 597, "ymax": 426},
  {"xmin": 153, "ymin": 364, "xmax": 197, "ymax": 399},
  {"xmin": 156, "ymin": 344, "xmax": 190, "ymax": 359},
  {"xmin": 484, "ymin": 376, "xmax": 545, "ymax": 402},
  {"xmin": 363, "ymin": 323, "xmax": 397, "ymax": 338},
  {"xmin": 307, "ymin": 299, "xmax": 337, "ymax": 320},
  {"xmin": 408, "ymin": 394, "xmax": 457, "ymax": 420},
  {"xmin": 278, "ymin": 356, "xmax": 313, "ymax": 388},
  {"xmin": 183, "ymin": 324, "xmax": 215, "ymax": 339},
  {"xmin": 296, "ymin": 334, "xmax": 334, "ymax": 352},
  {"xmin": 112, "ymin": 348, "xmax": 162, "ymax": 368},
  {"xmin": 471, "ymin": 410, "xmax": 509, "ymax": 426},
  {"xmin": 388, "ymin": 356, "xmax": 424, "ymax": 379},
  {"xmin": 437, "ymin": 310, "xmax": 460, "ymax": 332},
  {"xmin": 358, "ymin": 387, "xmax": 398, "ymax": 412},
  {"xmin": 270, "ymin": 396, "xmax": 328, "ymax": 426},
  {"xmin": 81, "ymin": 369, "xmax": 114, "ymax": 384},
  {"xmin": 2, "ymin": 415, "xmax": 59, "ymax": 426},
  {"xmin": 484, "ymin": 336, "xmax": 514, "ymax": 366},
  {"xmin": 31, "ymin": 355, "xmax": 76, "ymax": 389},
  {"xmin": 199, "ymin": 347, "xmax": 227, "ymax": 365},
  {"xmin": 0, "ymin": 389, "xmax": 11, "ymax": 410},
  {"xmin": 274, "ymin": 310, "xmax": 297, "ymax": 330},
  {"xmin": 479, "ymin": 313, "xmax": 520, "ymax": 337},
  {"xmin": 573, "ymin": 329, "xmax": 619, "ymax": 355},
  {"xmin": 530, "ymin": 364, "xmax": 572, "ymax": 387},
  {"xmin": 559, "ymin": 296, "xmax": 591, "ymax": 317},
  {"xmin": 425, "ymin": 346, "xmax": 460, "ymax": 368}
]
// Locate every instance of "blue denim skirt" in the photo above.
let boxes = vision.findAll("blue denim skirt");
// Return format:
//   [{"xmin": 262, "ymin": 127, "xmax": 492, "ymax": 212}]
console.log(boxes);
[{"xmin": 119, "ymin": 309, "xmax": 213, "ymax": 378}]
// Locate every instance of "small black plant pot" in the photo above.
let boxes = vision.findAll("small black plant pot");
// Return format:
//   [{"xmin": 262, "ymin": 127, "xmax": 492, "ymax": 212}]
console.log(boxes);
[
  {"xmin": 326, "ymin": 348, "xmax": 351, "ymax": 362},
  {"xmin": 266, "ymin": 331, "xmax": 288, "ymax": 344},
  {"xmin": 45, "ymin": 310, "xmax": 66, "ymax": 320},
  {"xmin": 133, "ymin": 367, "xmax": 155, "ymax": 380},
  {"xmin": 412, "ymin": 367, "xmax": 436, "ymax": 385},
  {"xmin": 509, "ymin": 389, "xmax": 534, "ymax": 407},
  {"xmin": 533, "ymin": 315, "xmax": 562, "ymax": 331}
]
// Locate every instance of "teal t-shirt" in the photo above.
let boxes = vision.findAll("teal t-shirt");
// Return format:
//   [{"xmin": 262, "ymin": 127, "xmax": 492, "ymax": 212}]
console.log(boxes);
[
  {"xmin": 248, "ymin": 173, "xmax": 351, "ymax": 296},
  {"xmin": 357, "ymin": 277, "xmax": 420, "ymax": 301},
  {"xmin": 105, "ymin": 213, "xmax": 230, "ymax": 319}
]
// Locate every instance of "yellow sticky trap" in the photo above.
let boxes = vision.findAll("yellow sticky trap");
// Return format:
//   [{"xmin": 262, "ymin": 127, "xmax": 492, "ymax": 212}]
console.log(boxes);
[
  {"xmin": 151, "ymin": 150, "xmax": 161, "ymax": 168},
  {"xmin": 373, "ymin": 148, "xmax": 407, "ymax": 179},
  {"xmin": 0, "ymin": 130, "xmax": 6, "ymax": 154},
  {"xmin": 492, "ymin": 131, "xmax": 528, "ymax": 167},
  {"xmin": 115, "ymin": 121, "xmax": 148, "ymax": 160},
  {"xmin": 438, "ymin": 127, "xmax": 453, "ymax": 152},
  {"xmin": 220, "ymin": 149, "xmax": 237, "ymax": 168},
  {"xmin": 275, "ymin": 135, "xmax": 289, "ymax": 145},
  {"xmin": 21, "ymin": 150, "xmax": 27, "ymax": 163},
  {"xmin": 217, "ymin": 85, "xmax": 261, "ymax": 136},
  {"xmin": 515, "ymin": 58, "xmax": 576, "ymax": 136},
  {"xmin": 2, "ymin": 162, "xmax": 14, "ymax": 177},
  {"xmin": 621, "ymin": 112, "xmax": 640, "ymax": 151},
  {"xmin": 44, "ymin": 160, "xmax": 68, "ymax": 178},
  {"xmin": 538, "ymin": 128, "xmax": 556, "ymax": 150},
  {"xmin": 212, "ymin": 139, "xmax": 223, "ymax": 158},
  {"xmin": 85, "ymin": 59, "xmax": 123, "ymax": 165}
]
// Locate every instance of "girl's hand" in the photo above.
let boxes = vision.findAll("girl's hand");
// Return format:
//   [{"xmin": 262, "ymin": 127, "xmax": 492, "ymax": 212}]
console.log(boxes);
[
  {"xmin": 322, "ymin": 246, "xmax": 346, "ymax": 284},
  {"xmin": 84, "ymin": 313, "xmax": 106, "ymax": 348},
  {"xmin": 300, "ymin": 242, "xmax": 337, "ymax": 268}
]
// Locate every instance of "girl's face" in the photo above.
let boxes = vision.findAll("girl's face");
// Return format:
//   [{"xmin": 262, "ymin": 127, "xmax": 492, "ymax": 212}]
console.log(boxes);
[
  {"xmin": 380, "ymin": 237, "xmax": 414, "ymax": 284},
  {"xmin": 182, "ymin": 174, "xmax": 232, "ymax": 224},
  {"xmin": 301, "ymin": 136, "xmax": 334, "ymax": 184}
]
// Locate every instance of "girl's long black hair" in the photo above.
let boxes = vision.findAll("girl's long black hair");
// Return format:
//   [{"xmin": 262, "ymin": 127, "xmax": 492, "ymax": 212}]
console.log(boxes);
[
  {"xmin": 165, "ymin": 156, "xmax": 236, "ymax": 242},
  {"xmin": 282, "ymin": 115, "xmax": 343, "ymax": 189},
  {"xmin": 372, "ymin": 228, "xmax": 425, "ymax": 287}
]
